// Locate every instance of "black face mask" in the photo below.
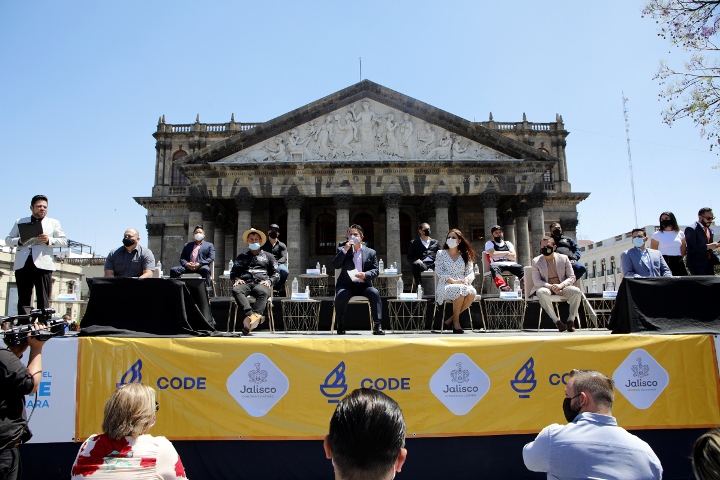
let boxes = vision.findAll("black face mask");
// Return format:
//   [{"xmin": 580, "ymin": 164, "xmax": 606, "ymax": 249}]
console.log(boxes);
[
  {"xmin": 563, "ymin": 395, "xmax": 582, "ymax": 422},
  {"xmin": 122, "ymin": 238, "xmax": 136, "ymax": 247},
  {"xmin": 552, "ymin": 228, "xmax": 562, "ymax": 237},
  {"xmin": 660, "ymin": 220, "xmax": 673, "ymax": 229},
  {"xmin": 422, "ymin": 229, "xmax": 431, "ymax": 236},
  {"xmin": 268, "ymin": 231, "xmax": 278, "ymax": 239},
  {"xmin": 541, "ymin": 246, "xmax": 554, "ymax": 256},
  {"xmin": 493, "ymin": 236, "xmax": 502, "ymax": 243}
]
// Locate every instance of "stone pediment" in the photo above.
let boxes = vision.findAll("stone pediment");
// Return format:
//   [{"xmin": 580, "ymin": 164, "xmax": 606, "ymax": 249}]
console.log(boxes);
[{"xmin": 215, "ymin": 99, "xmax": 514, "ymax": 164}]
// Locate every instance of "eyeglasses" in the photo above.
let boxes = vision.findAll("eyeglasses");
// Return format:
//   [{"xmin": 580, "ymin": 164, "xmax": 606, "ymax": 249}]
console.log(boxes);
[
  {"xmin": 703, "ymin": 216, "xmax": 716, "ymax": 221},
  {"xmin": 155, "ymin": 401, "xmax": 160, "ymax": 412}
]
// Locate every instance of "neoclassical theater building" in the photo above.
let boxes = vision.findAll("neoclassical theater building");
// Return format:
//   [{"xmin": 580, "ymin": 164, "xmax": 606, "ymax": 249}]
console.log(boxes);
[{"xmin": 135, "ymin": 81, "xmax": 589, "ymax": 286}]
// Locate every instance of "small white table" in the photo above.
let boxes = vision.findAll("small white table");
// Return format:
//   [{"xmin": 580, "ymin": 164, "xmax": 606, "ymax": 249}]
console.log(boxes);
[
  {"xmin": 281, "ymin": 299, "xmax": 322, "ymax": 333},
  {"xmin": 483, "ymin": 297, "xmax": 526, "ymax": 331}
]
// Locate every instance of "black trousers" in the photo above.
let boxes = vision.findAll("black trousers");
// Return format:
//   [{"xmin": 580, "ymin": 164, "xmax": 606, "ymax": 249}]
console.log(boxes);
[
  {"xmin": 490, "ymin": 263, "xmax": 524, "ymax": 279},
  {"xmin": 14, "ymin": 255, "xmax": 52, "ymax": 316},
  {"xmin": 334, "ymin": 283, "xmax": 382, "ymax": 328},
  {"xmin": 170, "ymin": 265, "xmax": 213, "ymax": 287},
  {"xmin": 688, "ymin": 263, "xmax": 715, "ymax": 275},
  {"xmin": 232, "ymin": 282, "xmax": 271, "ymax": 317},
  {"xmin": 0, "ymin": 447, "xmax": 20, "ymax": 480},
  {"xmin": 411, "ymin": 261, "xmax": 434, "ymax": 287},
  {"xmin": 662, "ymin": 255, "xmax": 688, "ymax": 276}
]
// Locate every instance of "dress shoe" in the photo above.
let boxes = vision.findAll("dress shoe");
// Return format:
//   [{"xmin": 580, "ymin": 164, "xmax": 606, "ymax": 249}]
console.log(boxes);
[
  {"xmin": 566, "ymin": 320, "xmax": 575, "ymax": 332},
  {"xmin": 452, "ymin": 327, "xmax": 465, "ymax": 334},
  {"xmin": 373, "ymin": 325, "xmax": 385, "ymax": 335},
  {"xmin": 337, "ymin": 328, "xmax": 347, "ymax": 335},
  {"xmin": 555, "ymin": 321, "xmax": 567, "ymax": 332}
]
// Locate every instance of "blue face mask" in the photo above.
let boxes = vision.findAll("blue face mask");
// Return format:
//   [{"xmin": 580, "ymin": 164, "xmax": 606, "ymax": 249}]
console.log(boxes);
[
  {"xmin": 632, "ymin": 237, "xmax": 644, "ymax": 248},
  {"xmin": 249, "ymin": 243, "xmax": 262, "ymax": 250}
]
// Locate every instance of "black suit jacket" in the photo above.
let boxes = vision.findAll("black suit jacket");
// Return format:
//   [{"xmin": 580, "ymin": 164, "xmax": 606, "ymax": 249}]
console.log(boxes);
[
  {"xmin": 407, "ymin": 237, "xmax": 440, "ymax": 264},
  {"xmin": 685, "ymin": 223, "xmax": 715, "ymax": 271},
  {"xmin": 332, "ymin": 243, "xmax": 379, "ymax": 290}
]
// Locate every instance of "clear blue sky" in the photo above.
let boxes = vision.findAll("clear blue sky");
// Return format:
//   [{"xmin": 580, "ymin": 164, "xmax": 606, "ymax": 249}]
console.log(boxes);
[{"xmin": 1, "ymin": 1, "xmax": 717, "ymax": 255}]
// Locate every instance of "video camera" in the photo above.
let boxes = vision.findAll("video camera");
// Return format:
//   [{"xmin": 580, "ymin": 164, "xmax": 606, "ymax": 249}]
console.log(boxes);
[{"xmin": 0, "ymin": 308, "xmax": 67, "ymax": 347}]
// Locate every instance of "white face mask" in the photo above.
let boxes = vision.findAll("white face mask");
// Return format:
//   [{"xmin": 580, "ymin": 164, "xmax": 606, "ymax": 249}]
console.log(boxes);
[
  {"xmin": 194, "ymin": 233, "xmax": 204, "ymax": 241},
  {"xmin": 632, "ymin": 237, "xmax": 644, "ymax": 248},
  {"xmin": 446, "ymin": 238, "xmax": 458, "ymax": 249}
]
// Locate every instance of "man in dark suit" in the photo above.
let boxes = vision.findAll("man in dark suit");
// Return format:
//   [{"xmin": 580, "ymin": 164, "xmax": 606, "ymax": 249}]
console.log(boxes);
[
  {"xmin": 332, "ymin": 224, "xmax": 383, "ymax": 335},
  {"xmin": 406, "ymin": 222, "xmax": 439, "ymax": 291},
  {"xmin": 170, "ymin": 225, "xmax": 216, "ymax": 289},
  {"xmin": 685, "ymin": 207, "xmax": 719, "ymax": 275}
]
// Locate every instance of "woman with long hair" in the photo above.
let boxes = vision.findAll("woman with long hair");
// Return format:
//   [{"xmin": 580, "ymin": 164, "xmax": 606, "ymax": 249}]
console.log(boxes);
[
  {"xmin": 71, "ymin": 383, "xmax": 187, "ymax": 479},
  {"xmin": 434, "ymin": 228, "xmax": 477, "ymax": 334},
  {"xmin": 650, "ymin": 211, "xmax": 687, "ymax": 276}
]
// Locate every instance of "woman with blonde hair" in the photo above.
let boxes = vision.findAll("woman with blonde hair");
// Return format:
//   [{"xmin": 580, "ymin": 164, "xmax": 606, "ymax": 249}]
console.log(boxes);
[
  {"xmin": 434, "ymin": 228, "xmax": 477, "ymax": 334},
  {"xmin": 71, "ymin": 383, "xmax": 187, "ymax": 479},
  {"xmin": 693, "ymin": 427, "xmax": 720, "ymax": 480}
]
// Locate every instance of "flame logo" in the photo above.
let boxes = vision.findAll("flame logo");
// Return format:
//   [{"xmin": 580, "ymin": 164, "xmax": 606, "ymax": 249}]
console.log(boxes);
[
  {"xmin": 320, "ymin": 361, "xmax": 348, "ymax": 403},
  {"xmin": 510, "ymin": 357, "xmax": 537, "ymax": 398},
  {"xmin": 117, "ymin": 359, "xmax": 142, "ymax": 387}
]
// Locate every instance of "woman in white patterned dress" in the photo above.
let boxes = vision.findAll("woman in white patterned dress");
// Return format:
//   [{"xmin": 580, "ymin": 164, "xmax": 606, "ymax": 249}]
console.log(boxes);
[{"xmin": 435, "ymin": 228, "xmax": 477, "ymax": 333}]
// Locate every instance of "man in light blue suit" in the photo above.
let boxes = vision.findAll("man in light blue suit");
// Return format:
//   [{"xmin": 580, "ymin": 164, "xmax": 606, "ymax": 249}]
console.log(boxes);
[{"xmin": 621, "ymin": 228, "xmax": 672, "ymax": 278}]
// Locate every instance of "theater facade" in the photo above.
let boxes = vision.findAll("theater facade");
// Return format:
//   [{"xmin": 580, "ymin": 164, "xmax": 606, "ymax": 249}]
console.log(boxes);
[{"xmin": 134, "ymin": 80, "xmax": 589, "ymax": 284}]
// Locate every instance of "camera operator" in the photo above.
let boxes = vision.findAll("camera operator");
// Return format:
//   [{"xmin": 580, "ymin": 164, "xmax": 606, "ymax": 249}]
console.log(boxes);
[{"xmin": 0, "ymin": 323, "xmax": 44, "ymax": 480}]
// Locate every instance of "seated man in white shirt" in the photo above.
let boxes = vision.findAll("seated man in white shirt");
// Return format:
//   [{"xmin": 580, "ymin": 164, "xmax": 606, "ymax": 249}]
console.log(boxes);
[{"xmin": 484, "ymin": 225, "xmax": 524, "ymax": 292}]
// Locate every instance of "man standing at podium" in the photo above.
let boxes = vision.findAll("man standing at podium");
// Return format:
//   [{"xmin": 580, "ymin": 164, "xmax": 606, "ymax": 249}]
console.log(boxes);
[{"xmin": 407, "ymin": 222, "xmax": 439, "ymax": 291}]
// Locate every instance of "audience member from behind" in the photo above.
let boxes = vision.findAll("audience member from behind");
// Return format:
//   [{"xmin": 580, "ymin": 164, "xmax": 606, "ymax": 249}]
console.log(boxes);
[
  {"xmin": 685, "ymin": 207, "xmax": 719, "ymax": 275},
  {"xmin": 435, "ymin": 229, "xmax": 477, "ymax": 334},
  {"xmin": 621, "ymin": 228, "xmax": 672, "ymax": 278},
  {"xmin": 104, "ymin": 229, "xmax": 156, "ymax": 278},
  {"xmin": 650, "ymin": 212, "xmax": 688, "ymax": 276},
  {"xmin": 693, "ymin": 427, "xmax": 720, "ymax": 480},
  {"xmin": 71, "ymin": 383, "xmax": 187, "ymax": 479},
  {"xmin": 523, "ymin": 369, "xmax": 662, "ymax": 480},
  {"xmin": 324, "ymin": 388, "xmax": 407, "ymax": 480}
]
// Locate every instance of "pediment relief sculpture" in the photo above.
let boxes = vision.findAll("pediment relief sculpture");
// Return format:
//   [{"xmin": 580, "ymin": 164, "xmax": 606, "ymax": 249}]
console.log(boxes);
[{"xmin": 217, "ymin": 100, "xmax": 513, "ymax": 164}]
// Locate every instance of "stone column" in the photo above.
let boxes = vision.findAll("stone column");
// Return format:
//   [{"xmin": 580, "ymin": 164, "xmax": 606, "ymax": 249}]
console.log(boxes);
[
  {"xmin": 234, "ymin": 191, "xmax": 254, "ymax": 249},
  {"xmin": 146, "ymin": 223, "xmax": 164, "ymax": 268},
  {"xmin": 560, "ymin": 217, "xmax": 579, "ymax": 241},
  {"xmin": 513, "ymin": 202, "xmax": 531, "ymax": 267},
  {"xmin": 334, "ymin": 193, "xmax": 353, "ymax": 245},
  {"xmin": 383, "ymin": 192, "xmax": 402, "ymax": 268},
  {"xmin": 285, "ymin": 189, "xmax": 305, "ymax": 286},
  {"xmin": 225, "ymin": 218, "xmax": 237, "ymax": 268},
  {"xmin": 186, "ymin": 194, "xmax": 205, "ymax": 240},
  {"xmin": 433, "ymin": 192, "xmax": 452, "ymax": 239},
  {"xmin": 527, "ymin": 192, "xmax": 547, "ymax": 254},
  {"xmin": 481, "ymin": 192, "xmax": 499, "ymax": 240},
  {"xmin": 213, "ymin": 214, "xmax": 226, "ymax": 278},
  {"xmin": 500, "ymin": 210, "xmax": 516, "ymax": 245},
  {"xmin": 201, "ymin": 205, "xmax": 215, "ymax": 245}
]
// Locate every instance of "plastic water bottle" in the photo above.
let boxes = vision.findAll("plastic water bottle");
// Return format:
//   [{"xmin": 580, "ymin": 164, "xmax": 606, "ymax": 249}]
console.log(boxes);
[
  {"xmin": 228, "ymin": 260, "xmax": 234, "ymax": 271},
  {"xmin": 396, "ymin": 278, "xmax": 404, "ymax": 298},
  {"xmin": 292, "ymin": 277, "xmax": 299, "ymax": 295},
  {"xmin": 514, "ymin": 276, "xmax": 521, "ymax": 295},
  {"xmin": 321, "ymin": 265, "xmax": 326, "ymax": 275},
  {"xmin": 379, "ymin": 259, "xmax": 384, "ymax": 274},
  {"xmin": 606, "ymin": 277, "xmax": 615, "ymax": 291},
  {"xmin": 417, "ymin": 285, "xmax": 423, "ymax": 299},
  {"xmin": 393, "ymin": 262, "xmax": 398, "ymax": 271},
  {"xmin": 316, "ymin": 262, "xmax": 320, "ymax": 271},
  {"xmin": 305, "ymin": 285, "xmax": 310, "ymax": 296},
  {"xmin": 157, "ymin": 261, "xmax": 162, "ymax": 272},
  {"xmin": 474, "ymin": 263, "xmax": 480, "ymax": 274},
  {"xmin": 591, "ymin": 280, "xmax": 597, "ymax": 293}
]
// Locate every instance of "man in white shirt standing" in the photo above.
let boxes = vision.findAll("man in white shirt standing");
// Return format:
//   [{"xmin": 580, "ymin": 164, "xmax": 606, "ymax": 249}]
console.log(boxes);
[{"xmin": 484, "ymin": 225, "xmax": 524, "ymax": 292}]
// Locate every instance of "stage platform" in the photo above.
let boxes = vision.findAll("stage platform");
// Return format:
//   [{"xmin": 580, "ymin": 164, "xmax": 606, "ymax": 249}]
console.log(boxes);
[{"xmin": 20, "ymin": 330, "xmax": 720, "ymax": 479}]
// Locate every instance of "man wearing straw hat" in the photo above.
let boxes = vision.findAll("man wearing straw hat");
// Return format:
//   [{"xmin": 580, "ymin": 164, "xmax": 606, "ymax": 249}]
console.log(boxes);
[{"xmin": 229, "ymin": 228, "xmax": 280, "ymax": 335}]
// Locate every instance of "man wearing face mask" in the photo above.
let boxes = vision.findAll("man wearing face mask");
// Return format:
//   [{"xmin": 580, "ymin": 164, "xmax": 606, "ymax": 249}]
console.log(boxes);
[
  {"xmin": 529, "ymin": 237, "xmax": 582, "ymax": 332},
  {"xmin": 104, "ymin": 228, "xmax": 156, "ymax": 278},
  {"xmin": 169, "ymin": 226, "xmax": 216, "ymax": 291},
  {"xmin": 685, "ymin": 207, "xmax": 719, "ymax": 275},
  {"xmin": 406, "ymin": 223, "xmax": 439, "ymax": 290},
  {"xmin": 523, "ymin": 369, "xmax": 662, "ymax": 479},
  {"xmin": 549, "ymin": 222, "xmax": 586, "ymax": 281},
  {"xmin": 484, "ymin": 226, "xmax": 524, "ymax": 292},
  {"xmin": 262, "ymin": 224, "xmax": 289, "ymax": 295},
  {"xmin": 230, "ymin": 228, "xmax": 280, "ymax": 335},
  {"xmin": 621, "ymin": 228, "xmax": 672, "ymax": 278},
  {"xmin": 332, "ymin": 224, "xmax": 383, "ymax": 335}
]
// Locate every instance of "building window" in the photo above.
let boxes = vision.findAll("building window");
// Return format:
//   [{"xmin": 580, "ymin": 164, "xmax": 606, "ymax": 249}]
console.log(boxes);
[
  {"xmin": 67, "ymin": 281, "xmax": 75, "ymax": 294},
  {"xmin": 542, "ymin": 169, "xmax": 553, "ymax": 183},
  {"xmin": 592, "ymin": 261, "xmax": 597, "ymax": 278},
  {"xmin": 353, "ymin": 212, "xmax": 374, "ymax": 249},
  {"xmin": 400, "ymin": 213, "xmax": 412, "ymax": 255},
  {"xmin": 610, "ymin": 256, "xmax": 616, "ymax": 274},
  {"xmin": 316, "ymin": 213, "xmax": 336, "ymax": 255},
  {"xmin": 171, "ymin": 150, "xmax": 188, "ymax": 186}
]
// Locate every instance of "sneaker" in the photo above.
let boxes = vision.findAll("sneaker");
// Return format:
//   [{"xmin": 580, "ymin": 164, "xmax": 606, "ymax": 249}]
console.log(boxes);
[{"xmin": 499, "ymin": 285, "xmax": 512, "ymax": 292}]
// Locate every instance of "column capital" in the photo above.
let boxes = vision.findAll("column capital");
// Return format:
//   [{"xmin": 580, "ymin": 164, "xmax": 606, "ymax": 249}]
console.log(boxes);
[
  {"xmin": 481, "ymin": 191, "xmax": 500, "ymax": 208},
  {"xmin": 432, "ymin": 192, "xmax": 452, "ymax": 209},
  {"xmin": 382, "ymin": 192, "xmax": 402, "ymax": 208},
  {"xmin": 526, "ymin": 192, "xmax": 547, "ymax": 209},
  {"xmin": 560, "ymin": 217, "xmax": 579, "ymax": 232},
  {"xmin": 186, "ymin": 194, "xmax": 205, "ymax": 213},
  {"xmin": 201, "ymin": 204, "xmax": 216, "ymax": 220},
  {"xmin": 512, "ymin": 202, "xmax": 529, "ymax": 217},
  {"xmin": 500, "ymin": 209, "xmax": 515, "ymax": 225},
  {"xmin": 146, "ymin": 223, "xmax": 164, "ymax": 237},
  {"xmin": 234, "ymin": 191, "xmax": 255, "ymax": 211},
  {"xmin": 333, "ymin": 193, "xmax": 353, "ymax": 210},
  {"xmin": 284, "ymin": 191, "xmax": 305, "ymax": 210}
]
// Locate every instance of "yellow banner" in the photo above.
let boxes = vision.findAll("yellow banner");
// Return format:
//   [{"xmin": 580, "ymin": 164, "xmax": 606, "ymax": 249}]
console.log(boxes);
[{"xmin": 77, "ymin": 334, "xmax": 720, "ymax": 440}]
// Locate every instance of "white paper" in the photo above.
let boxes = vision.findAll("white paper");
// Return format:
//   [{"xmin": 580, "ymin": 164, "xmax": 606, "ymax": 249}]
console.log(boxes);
[{"xmin": 347, "ymin": 269, "xmax": 363, "ymax": 282}]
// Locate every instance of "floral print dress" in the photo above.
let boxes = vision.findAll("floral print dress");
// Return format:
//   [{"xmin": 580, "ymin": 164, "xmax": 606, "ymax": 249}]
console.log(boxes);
[
  {"xmin": 71, "ymin": 433, "xmax": 187, "ymax": 479},
  {"xmin": 434, "ymin": 249, "xmax": 477, "ymax": 304}
]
